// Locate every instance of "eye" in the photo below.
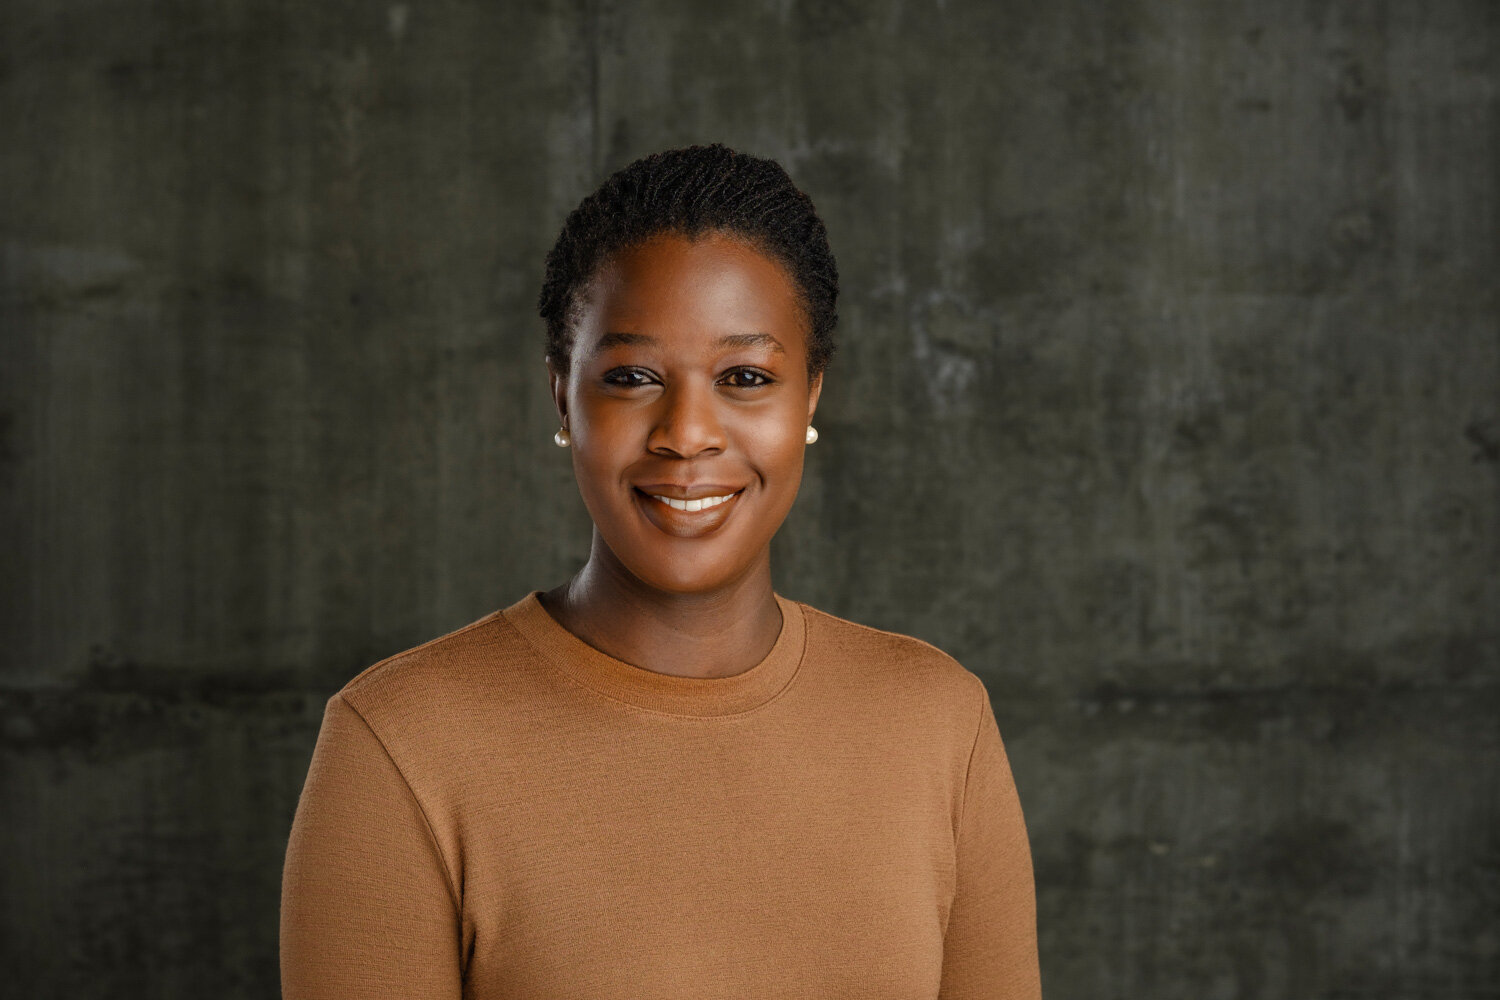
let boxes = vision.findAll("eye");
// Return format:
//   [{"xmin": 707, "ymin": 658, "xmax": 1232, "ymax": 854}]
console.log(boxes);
[
  {"xmin": 602, "ymin": 367, "xmax": 656, "ymax": 389},
  {"xmin": 719, "ymin": 368, "xmax": 773, "ymax": 389}
]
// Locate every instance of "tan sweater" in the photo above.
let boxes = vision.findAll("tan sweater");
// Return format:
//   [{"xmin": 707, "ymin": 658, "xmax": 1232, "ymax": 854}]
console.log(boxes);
[{"xmin": 280, "ymin": 593, "xmax": 1040, "ymax": 999}]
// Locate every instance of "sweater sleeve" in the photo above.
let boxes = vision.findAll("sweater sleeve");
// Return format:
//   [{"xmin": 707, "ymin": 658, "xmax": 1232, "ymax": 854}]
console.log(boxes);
[
  {"xmin": 939, "ymin": 676, "xmax": 1042, "ymax": 999},
  {"xmin": 280, "ymin": 694, "xmax": 463, "ymax": 999}
]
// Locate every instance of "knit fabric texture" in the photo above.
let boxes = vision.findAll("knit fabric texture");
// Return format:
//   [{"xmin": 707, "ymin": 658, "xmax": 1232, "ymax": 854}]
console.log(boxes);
[{"xmin": 280, "ymin": 593, "xmax": 1041, "ymax": 998}]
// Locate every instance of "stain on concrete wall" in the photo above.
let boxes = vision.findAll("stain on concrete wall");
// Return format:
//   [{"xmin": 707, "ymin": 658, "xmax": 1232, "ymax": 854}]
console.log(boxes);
[{"xmin": 2, "ymin": 0, "xmax": 1496, "ymax": 996}]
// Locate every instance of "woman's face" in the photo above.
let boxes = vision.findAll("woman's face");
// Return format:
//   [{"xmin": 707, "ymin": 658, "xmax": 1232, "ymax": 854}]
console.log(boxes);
[{"xmin": 552, "ymin": 231, "xmax": 822, "ymax": 596}]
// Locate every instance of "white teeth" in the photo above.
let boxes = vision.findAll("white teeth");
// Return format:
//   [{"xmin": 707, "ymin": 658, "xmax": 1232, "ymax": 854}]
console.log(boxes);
[{"xmin": 650, "ymin": 492, "xmax": 737, "ymax": 512}]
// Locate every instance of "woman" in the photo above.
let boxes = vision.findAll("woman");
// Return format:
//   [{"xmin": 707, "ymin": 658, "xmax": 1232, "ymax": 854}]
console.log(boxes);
[{"xmin": 280, "ymin": 145, "xmax": 1041, "ymax": 999}]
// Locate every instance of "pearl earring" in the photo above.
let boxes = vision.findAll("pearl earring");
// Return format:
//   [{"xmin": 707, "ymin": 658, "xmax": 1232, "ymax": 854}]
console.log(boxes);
[
  {"xmin": 805, "ymin": 426, "xmax": 819, "ymax": 444},
  {"xmin": 554, "ymin": 427, "xmax": 571, "ymax": 447}
]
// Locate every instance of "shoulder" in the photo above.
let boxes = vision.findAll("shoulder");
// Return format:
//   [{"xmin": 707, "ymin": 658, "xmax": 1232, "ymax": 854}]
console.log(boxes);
[
  {"xmin": 796, "ymin": 600, "xmax": 979, "ymax": 682},
  {"xmin": 793, "ymin": 600, "xmax": 990, "ymax": 724},
  {"xmin": 332, "ymin": 600, "xmax": 541, "ymax": 744}
]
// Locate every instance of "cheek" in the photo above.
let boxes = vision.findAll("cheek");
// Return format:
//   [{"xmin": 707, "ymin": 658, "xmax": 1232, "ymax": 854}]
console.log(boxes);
[
  {"xmin": 749, "ymin": 421, "xmax": 808, "ymax": 493},
  {"xmin": 567, "ymin": 403, "xmax": 635, "ymax": 485},
  {"xmin": 569, "ymin": 445, "xmax": 624, "ymax": 519}
]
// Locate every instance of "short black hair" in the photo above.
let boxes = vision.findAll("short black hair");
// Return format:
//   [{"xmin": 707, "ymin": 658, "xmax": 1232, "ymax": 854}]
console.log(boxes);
[{"xmin": 538, "ymin": 144, "xmax": 839, "ymax": 377}]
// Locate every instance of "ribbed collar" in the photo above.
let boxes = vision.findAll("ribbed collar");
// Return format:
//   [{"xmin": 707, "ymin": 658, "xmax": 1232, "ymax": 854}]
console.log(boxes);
[{"xmin": 502, "ymin": 592, "xmax": 807, "ymax": 718}]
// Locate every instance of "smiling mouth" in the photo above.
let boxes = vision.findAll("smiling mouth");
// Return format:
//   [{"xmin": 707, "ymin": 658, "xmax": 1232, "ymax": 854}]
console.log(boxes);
[
  {"xmin": 646, "ymin": 491, "xmax": 740, "ymax": 512},
  {"xmin": 632, "ymin": 486, "xmax": 743, "ymax": 538}
]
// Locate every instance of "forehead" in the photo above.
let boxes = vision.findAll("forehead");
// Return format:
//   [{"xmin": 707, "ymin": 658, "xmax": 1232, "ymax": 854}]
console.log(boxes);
[{"xmin": 575, "ymin": 233, "xmax": 810, "ymax": 359}]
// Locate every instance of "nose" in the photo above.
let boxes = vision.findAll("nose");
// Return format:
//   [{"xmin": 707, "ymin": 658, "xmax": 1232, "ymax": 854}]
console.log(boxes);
[{"xmin": 647, "ymin": 381, "xmax": 726, "ymax": 459}]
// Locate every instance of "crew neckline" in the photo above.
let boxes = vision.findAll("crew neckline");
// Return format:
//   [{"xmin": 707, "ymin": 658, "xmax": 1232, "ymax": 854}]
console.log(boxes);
[{"xmin": 502, "ymin": 592, "xmax": 807, "ymax": 718}]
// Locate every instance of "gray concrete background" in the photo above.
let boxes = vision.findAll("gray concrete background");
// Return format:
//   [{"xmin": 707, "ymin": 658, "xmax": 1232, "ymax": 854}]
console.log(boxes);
[{"xmin": 2, "ymin": 1, "xmax": 1496, "ymax": 997}]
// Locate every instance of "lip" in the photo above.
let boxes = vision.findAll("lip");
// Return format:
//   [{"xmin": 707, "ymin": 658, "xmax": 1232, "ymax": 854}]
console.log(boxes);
[
  {"xmin": 632, "ymin": 485, "xmax": 744, "ymax": 539},
  {"xmin": 634, "ymin": 483, "xmax": 747, "ymax": 501}
]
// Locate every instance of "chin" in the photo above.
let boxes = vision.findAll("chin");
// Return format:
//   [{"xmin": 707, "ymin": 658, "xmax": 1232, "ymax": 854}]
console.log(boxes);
[
  {"xmin": 606, "ymin": 534, "xmax": 769, "ymax": 598},
  {"xmin": 629, "ymin": 558, "xmax": 744, "ymax": 597}
]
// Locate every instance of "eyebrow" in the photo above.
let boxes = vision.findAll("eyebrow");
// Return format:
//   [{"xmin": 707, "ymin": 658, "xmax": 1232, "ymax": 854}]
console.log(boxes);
[{"xmin": 596, "ymin": 331, "xmax": 785, "ymax": 354}]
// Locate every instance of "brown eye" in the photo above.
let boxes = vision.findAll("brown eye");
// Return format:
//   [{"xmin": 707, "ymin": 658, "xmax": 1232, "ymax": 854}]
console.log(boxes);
[
  {"xmin": 720, "ymin": 368, "xmax": 771, "ymax": 389},
  {"xmin": 603, "ymin": 368, "xmax": 654, "ymax": 388}
]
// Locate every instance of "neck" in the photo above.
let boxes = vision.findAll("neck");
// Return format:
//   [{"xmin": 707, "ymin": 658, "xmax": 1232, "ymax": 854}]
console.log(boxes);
[{"xmin": 538, "ymin": 532, "xmax": 783, "ymax": 679}]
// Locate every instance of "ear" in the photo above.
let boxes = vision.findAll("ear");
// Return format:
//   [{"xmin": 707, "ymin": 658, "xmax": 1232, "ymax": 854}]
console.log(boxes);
[
  {"xmin": 547, "ymin": 357, "xmax": 569, "ymax": 426},
  {"xmin": 805, "ymin": 371, "xmax": 823, "ymax": 426}
]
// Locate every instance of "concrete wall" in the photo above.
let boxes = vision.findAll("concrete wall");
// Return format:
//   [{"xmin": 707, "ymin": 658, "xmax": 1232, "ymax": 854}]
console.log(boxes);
[{"xmin": 3, "ymin": 1, "xmax": 1496, "ymax": 996}]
